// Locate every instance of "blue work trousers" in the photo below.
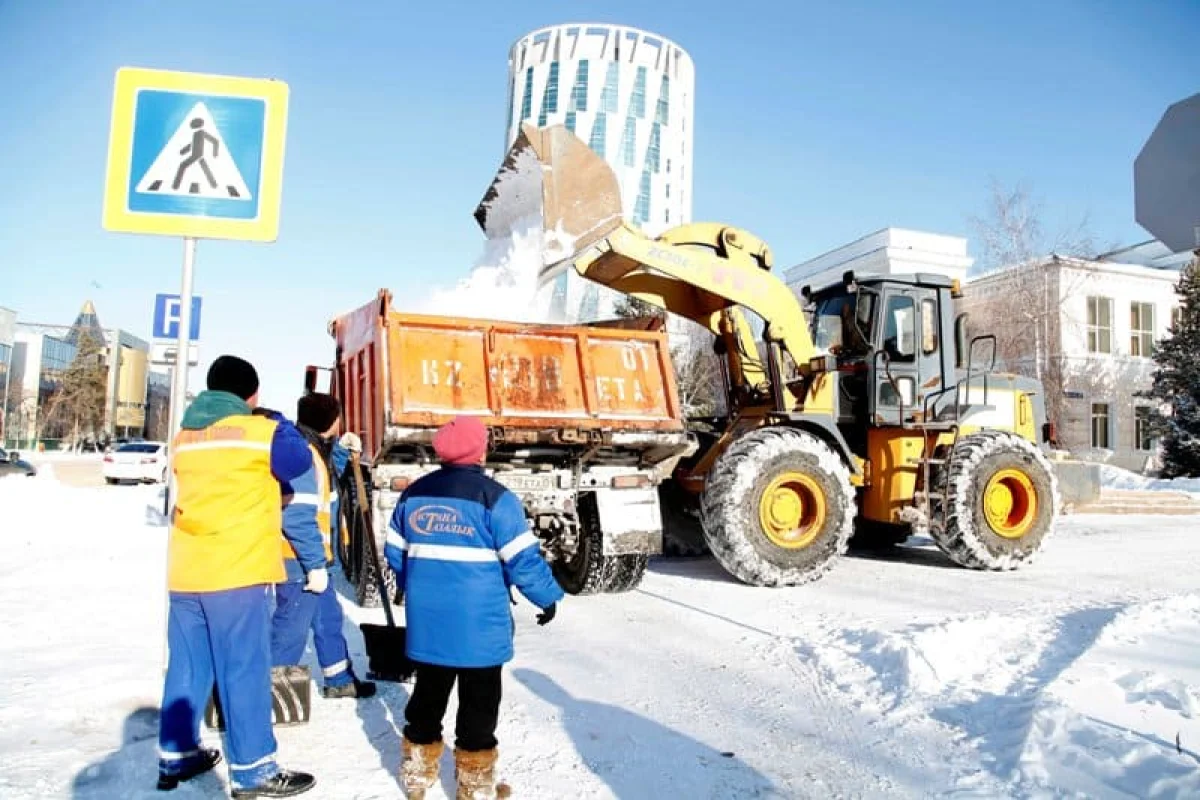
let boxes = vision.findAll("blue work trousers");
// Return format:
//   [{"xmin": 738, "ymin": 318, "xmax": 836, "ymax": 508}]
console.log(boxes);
[
  {"xmin": 157, "ymin": 585, "xmax": 279, "ymax": 790},
  {"xmin": 271, "ymin": 578, "xmax": 353, "ymax": 687}
]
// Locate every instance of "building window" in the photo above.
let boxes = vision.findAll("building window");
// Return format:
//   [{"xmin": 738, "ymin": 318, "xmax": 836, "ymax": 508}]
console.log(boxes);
[
  {"xmin": 629, "ymin": 66, "xmax": 647, "ymax": 118},
  {"xmin": 537, "ymin": 61, "xmax": 560, "ymax": 126},
  {"xmin": 645, "ymin": 123, "xmax": 661, "ymax": 173},
  {"xmin": 1090, "ymin": 402, "xmax": 1110, "ymax": 449},
  {"xmin": 634, "ymin": 170, "xmax": 651, "ymax": 224},
  {"xmin": 570, "ymin": 60, "xmax": 589, "ymax": 111},
  {"xmin": 564, "ymin": 111, "xmax": 576, "ymax": 135},
  {"xmin": 655, "ymin": 74, "xmax": 670, "ymax": 125},
  {"xmin": 619, "ymin": 116, "xmax": 637, "ymax": 168},
  {"xmin": 588, "ymin": 113, "xmax": 607, "ymax": 158},
  {"xmin": 1130, "ymin": 301, "xmax": 1155, "ymax": 357},
  {"xmin": 600, "ymin": 62, "xmax": 619, "ymax": 113},
  {"xmin": 1086, "ymin": 296, "xmax": 1112, "ymax": 354},
  {"xmin": 1134, "ymin": 406, "xmax": 1156, "ymax": 452},
  {"xmin": 520, "ymin": 67, "xmax": 534, "ymax": 120}
]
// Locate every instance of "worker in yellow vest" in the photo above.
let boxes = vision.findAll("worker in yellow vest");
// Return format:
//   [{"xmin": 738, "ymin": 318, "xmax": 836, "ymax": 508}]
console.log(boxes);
[
  {"xmin": 267, "ymin": 392, "xmax": 376, "ymax": 698},
  {"xmin": 156, "ymin": 355, "xmax": 323, "ymax": 798}
]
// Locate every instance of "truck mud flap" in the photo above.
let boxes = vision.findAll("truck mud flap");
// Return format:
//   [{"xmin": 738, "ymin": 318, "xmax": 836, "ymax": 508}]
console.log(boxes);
[{"xmin": 595, "ymin": 487, "xmax": 664, "ymax": 556}]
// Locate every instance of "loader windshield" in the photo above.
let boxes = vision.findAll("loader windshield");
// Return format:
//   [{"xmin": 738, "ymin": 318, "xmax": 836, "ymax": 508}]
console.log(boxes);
[{"xmin": 811, "ymin": 291, "xmax": 875, "ymax": 358}]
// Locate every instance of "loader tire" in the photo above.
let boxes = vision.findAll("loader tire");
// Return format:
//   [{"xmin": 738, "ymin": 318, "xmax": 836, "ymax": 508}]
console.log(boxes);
[
  {"xmin": 554, "ymin": 494, "xmax": 648, "ymax": 595},
  {"xmin": 700, "ymin": 427, "xmax": 854, "ymax": 587},
  {"xmin": 931, "ymin": 430, "xmax": 1060, "ymax": 570}
]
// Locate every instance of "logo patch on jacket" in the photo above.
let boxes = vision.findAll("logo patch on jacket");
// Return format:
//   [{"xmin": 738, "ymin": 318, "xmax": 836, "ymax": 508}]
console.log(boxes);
[{"xmin": 408, "ymin": 504, "xmax": 477, "ymax": 536}]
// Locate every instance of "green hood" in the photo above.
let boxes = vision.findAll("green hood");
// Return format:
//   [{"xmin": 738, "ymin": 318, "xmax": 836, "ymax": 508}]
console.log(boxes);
[{"xmin": 181, "ymin": 390, "xmax": 252, "ymax": 429}]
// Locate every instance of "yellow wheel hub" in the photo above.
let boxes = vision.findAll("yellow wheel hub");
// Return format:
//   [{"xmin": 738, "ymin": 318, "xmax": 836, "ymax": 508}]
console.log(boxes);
[
  {"xmin": 758, "ymin": 472, "xmax": 826, "ymax": 549},
  {"xmin": 982, "ymin": 468, "xmax": 1038, "ymax": 539}
]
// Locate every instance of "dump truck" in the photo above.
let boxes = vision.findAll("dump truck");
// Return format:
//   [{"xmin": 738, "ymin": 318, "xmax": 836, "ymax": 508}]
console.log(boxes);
[
  {"xmin": 472, "ymin": 122, "xmax": 1062, "ymax": 587},
  {"xmin": 306, "ymin": 290, "xmax": 695, "ymax": 605}
]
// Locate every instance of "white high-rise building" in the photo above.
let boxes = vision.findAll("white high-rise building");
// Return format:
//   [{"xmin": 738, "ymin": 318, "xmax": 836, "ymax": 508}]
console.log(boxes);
[{"xmin": 503, "ymin": 23, "xmax": 695, "ymax": 322}]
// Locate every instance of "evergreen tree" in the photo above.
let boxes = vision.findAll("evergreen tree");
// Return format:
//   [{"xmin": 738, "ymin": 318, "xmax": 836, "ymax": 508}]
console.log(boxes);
[
  {"xmin": 1146, "ymin": 256, "xmax": 1200, "ymax": 477},
  {"xmin": 44, "ymin": 329, "xmax": 108, "ymax": 445}
]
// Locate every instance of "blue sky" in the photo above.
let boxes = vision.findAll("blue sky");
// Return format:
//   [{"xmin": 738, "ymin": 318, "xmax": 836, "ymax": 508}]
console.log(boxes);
[{"xmin": 1, "ymin": 0, "xmax": 1196, "ymax": 412}]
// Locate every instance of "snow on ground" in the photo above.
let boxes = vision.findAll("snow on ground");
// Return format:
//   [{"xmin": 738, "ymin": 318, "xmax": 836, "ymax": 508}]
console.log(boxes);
[
  {"xmin": 2, "ymin": 473, "xmax": 1199, "ymax": 799},
  {"xmin": 1098, "ymin": 463, "xmax": 1200, "ymax": 494}
]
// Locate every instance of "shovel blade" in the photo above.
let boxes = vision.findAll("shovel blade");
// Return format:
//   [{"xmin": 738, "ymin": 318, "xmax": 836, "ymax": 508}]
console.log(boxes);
[
  {"xmin": 473, "ymin": 122, "xmax": 625, "ymax": 268},
  {"xmin": 205, "ymin": 665, "xmax": 312, "ymax": 730},
  {"xmin": 360, "ymin": 622, "xmax": 415, "ymax": 683}
]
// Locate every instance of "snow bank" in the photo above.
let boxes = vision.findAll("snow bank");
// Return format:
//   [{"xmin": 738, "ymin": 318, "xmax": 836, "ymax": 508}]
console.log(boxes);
[
  {"xmin": 801, "ymin": 598, "xmax": 1200, "ymax": 797},
  {"xmin": 5, "ymin": 472, "xmax": 1200, "ymax": 799},
  {"xmin": 1098, "ymin": 463, "xmax": 1200, "ymax": 494}
]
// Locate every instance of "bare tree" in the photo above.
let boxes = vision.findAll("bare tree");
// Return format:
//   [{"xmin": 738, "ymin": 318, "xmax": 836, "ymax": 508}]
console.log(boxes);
[{"xmin": 962, "ymin": 180, "xmax": 1112, "ymax": 443}]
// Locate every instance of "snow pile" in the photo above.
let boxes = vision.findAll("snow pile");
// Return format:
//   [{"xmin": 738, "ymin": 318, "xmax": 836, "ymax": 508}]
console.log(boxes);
[
  {"xmin": 1098, "ymin": 463, "xmax": 1200, "ymax": 494},
  {"xmin": 411, "ymin": 213, "xmax": 551, "ymax": 323},
  {"xmin": 801, "ymin": 598, "xmax": 1200, "ymax": 797}
]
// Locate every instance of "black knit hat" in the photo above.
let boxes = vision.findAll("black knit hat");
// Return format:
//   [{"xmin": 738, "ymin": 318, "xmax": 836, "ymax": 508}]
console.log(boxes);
[
  {"xmin": 297, "ymin": 392, "xmax": 341, "ymax": 433},
  {"xmin": 207, "ymin": 355, "xmax": 259, "ymax": 401}
]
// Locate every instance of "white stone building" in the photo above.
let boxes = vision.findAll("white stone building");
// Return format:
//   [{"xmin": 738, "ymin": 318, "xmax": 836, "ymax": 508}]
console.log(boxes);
[
  {"xmin": 960, "ymin": 241, "xmax": 1190, "ymax": 472},
  {"xmin": 784, "ymin": 228, "xmax": 974, "ymax": 292}
]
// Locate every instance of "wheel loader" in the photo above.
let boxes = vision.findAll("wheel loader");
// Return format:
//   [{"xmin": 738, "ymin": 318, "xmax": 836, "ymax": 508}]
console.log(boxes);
[{"xmin": 473, "ymin": 122, "xmax": 1062, "ymax": 588}]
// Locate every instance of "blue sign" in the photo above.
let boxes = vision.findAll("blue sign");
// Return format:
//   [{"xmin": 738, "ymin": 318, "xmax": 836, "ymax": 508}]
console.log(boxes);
[
  {"xmin": 128, "ymin": 91, "xmax": 265, "ymax": 221},
  {"xmin": 153, "ymin": 294, "xmax": 202, "ymax": 341},
  {"xmin": 102, "ymin": 68, "xmax": 289, "ymax": 242}
]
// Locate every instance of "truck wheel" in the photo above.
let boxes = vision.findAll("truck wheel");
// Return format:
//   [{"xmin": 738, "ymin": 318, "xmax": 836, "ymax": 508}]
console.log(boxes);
[
  {"xmin": 553, "ymin": 494, "xmax": 648, "ymax": 595},
  {"xmin": 659, "ymin": 482, "xmax": 710, "ymax": 557},
  {"xmin": 931, "ymin": 430, "xmax": 1060, "ymax": 570},
  {"xmin": 352, "ymin": 501, "xmax": 396, "ymax": 608},
  {"xmin": 355, "ymin": 527, "xmax": 397, "ymax": 608},
  {"xmin": 700, "ymin": 427, "xmax": 854, "ymax": 587}
]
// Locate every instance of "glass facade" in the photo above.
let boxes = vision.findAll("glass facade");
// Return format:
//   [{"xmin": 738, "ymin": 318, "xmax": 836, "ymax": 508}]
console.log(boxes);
[{"xmin": 505, "ymin": 25, "xmax": 695, "ymax": 322}]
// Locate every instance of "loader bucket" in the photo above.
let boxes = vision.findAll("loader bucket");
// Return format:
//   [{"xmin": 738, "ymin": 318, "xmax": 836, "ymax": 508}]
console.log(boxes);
[{"xmin": 474, "ymin": 122, "xmax": 624, "ymax": 267}]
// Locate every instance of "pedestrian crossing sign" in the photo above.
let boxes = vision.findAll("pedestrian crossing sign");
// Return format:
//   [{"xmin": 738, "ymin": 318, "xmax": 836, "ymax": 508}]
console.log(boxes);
[{"xmin": 102, "ymin": 67, "xmax": 289, "ymax": 242}]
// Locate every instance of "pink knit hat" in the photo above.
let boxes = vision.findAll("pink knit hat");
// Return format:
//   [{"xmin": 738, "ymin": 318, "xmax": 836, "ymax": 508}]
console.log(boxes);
[{"xmin": 432, "ymin": 416, "xmax": 489, "ymax": 465}]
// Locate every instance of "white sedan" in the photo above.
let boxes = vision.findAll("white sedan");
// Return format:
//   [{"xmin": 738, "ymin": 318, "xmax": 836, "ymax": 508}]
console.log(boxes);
[{"xmin": 102, "ymin": 441, "xmax": 168, "ymax": 485}]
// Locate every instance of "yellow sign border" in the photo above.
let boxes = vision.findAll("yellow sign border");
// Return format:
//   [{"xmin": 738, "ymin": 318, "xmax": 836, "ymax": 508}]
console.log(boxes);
[{"xmin": 102, "ymin": 67, "xmax": 289, "ymax": 242}]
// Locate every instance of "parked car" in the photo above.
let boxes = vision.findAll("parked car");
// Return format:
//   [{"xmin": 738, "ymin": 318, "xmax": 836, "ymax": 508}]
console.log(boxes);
[
  {"xmin": 0, "ymin": 448, "xmax": 37, "ymax": 478},
  {"xmin": 102, "ymin": 441, "xmax": 168, "ymax": 485}
]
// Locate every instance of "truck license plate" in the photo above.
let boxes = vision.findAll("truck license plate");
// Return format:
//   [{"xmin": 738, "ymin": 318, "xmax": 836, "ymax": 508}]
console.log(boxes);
[{"xmin": 495, "ymin": 474, "xmax": 556, "ymax": 492}]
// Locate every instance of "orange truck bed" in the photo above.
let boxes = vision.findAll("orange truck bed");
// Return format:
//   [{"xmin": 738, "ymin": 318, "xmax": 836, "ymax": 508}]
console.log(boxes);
[{"xmin": 326, "ymin": 289, "xmax": 686, "ymax": 461}]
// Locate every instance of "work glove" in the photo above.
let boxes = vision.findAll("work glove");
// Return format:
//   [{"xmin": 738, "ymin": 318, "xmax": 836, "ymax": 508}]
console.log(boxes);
[
  {"xmin": 340, "ymin": 432, "xmax": 362, "ymax": 453},
  {"xmin": 304, "ymin": 567, "xmax": 329, "ymax": 594},
  {"xmin": 536, "ymin": 602, "xmax": 556, "ymax": 626}
]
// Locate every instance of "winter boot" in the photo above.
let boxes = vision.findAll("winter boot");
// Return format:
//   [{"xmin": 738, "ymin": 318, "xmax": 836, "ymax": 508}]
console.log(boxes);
[
  {"xmin": 401, "ymin": 737, "xmax": 444, "ymax": 799},
  {"xmin": 229, "ymin": 769, "xmax": 315, "ymax": 798},
  {"xmin": 156, "ymin": 747, "xmax": 222, "ymax": 790},
  {"xmin": 321, "ymin": 677, "xmax": 377, "ymax": 699},
  {"xmin": 453, "ymin": 748, "xmax": 512, "ymax": 800}
]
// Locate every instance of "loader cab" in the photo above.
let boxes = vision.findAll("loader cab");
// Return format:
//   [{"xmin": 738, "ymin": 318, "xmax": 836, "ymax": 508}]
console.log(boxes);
[{"xmin": 803, "ymin": 271, "xmax": 964, "ymax": 452}]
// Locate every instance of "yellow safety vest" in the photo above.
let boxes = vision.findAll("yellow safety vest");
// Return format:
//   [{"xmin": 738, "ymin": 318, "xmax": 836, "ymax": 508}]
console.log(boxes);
[
  {"xmin": 282, "ymin": 442, "xmax": 334, "ymax": 563},
  {"xmin": 168, "ymin": 415, "xmax": 284, "ymax": 592}
]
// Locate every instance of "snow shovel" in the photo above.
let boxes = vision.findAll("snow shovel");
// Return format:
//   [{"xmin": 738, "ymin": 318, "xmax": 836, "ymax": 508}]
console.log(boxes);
[
  {"xmin": 204, "ymin": 665, "xmax": 313, "ymax": 730},
  {"xmin": 349, "ymin": 451, "xmax": 414, "ymax": 683}
]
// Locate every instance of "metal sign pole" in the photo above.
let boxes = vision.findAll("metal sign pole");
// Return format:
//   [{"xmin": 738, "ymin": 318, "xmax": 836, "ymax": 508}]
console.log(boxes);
[
  {"xmin": 164, "ymin": 237, "xmax": 197, "ymax": 514},
  {"xmin": 162, "ymin": 236, "xmax": 196, "ymax": 671}
]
